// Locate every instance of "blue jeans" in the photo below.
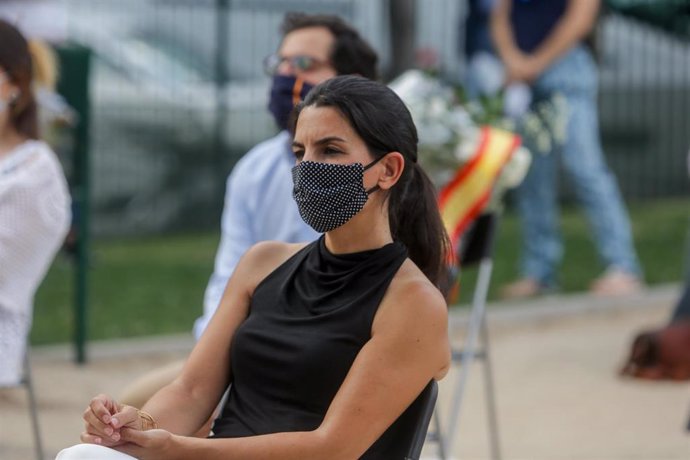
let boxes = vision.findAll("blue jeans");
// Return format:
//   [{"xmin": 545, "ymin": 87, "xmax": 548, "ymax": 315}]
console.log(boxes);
[{"xmin": 515, "ymin": 45, "xmax": 641, "ymax": 287}]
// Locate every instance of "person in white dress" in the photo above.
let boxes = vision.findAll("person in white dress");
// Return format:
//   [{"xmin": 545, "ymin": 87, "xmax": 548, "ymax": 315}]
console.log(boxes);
[{"xmin": 0, "ymin": 18, "xmax": 70, "ymax": 386}]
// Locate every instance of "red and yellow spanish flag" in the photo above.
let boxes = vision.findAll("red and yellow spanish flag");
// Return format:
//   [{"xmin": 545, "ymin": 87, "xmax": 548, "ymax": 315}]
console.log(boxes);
[{"xmin": 438, "ymin": 126, "xmax": 521, "ymax": 254}]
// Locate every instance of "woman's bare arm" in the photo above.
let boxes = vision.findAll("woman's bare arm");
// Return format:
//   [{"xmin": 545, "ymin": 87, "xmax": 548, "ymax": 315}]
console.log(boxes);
[
  {"xmin": 529, "ymin": 0, "xmax": 600, "ymax": 75},
  {"xmin": 491, "ymin": 0, "xmax": 600, "ymax": 82},
  {"xmin": 490, "ymin": 0, "xmax": 519, "ymax": 67},
  {"xmin": 82, "ymin": 241, "xmax": 304, "ymax": 444},
  {"xmin": 140, "ymin": 241, "xmax": 304, "ymax": 435}
]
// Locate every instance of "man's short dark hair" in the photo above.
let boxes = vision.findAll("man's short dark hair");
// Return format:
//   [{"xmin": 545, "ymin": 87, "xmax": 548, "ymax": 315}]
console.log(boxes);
[{"xmin": 281, "ymin": 12, "xmax": 379, "ymax": 81}]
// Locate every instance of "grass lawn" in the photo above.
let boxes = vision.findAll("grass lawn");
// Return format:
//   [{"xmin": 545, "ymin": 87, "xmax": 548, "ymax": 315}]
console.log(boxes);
[
  {"xmin": 32, "ymin": 234, "xmax": 219, "ymax": 345},
  {"xmin": 454, "ymin": 198, "xmax": 688, "ymax": 304},
  {"xmin": 33, "ymin": 198, "xmax": 688, "ymax": 345}
]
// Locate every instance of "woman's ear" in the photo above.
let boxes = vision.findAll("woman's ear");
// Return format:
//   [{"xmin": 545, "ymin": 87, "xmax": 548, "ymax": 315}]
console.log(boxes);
[{"xmin": 377, "ymin": 151, "xmax": 405, "ymax": 190}]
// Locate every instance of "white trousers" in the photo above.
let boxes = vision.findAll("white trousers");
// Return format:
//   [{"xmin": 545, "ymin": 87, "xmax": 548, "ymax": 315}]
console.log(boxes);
[{"xmin": 56, "ymin": 444, "xmax": 137, "ymax": 460}]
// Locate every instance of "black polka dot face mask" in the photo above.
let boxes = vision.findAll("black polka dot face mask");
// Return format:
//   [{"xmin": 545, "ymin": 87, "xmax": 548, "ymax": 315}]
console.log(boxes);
[{"xmin": 291, "ymin": 156, "xmax": 385, "ymax": 233}]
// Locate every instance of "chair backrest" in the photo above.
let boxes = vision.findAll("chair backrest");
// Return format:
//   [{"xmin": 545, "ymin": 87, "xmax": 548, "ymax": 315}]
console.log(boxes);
[
  {"xmin": 458, "ymin": 212, "xmax": 498, "ymax": 267},
  {"xmin": 363, "ymin": 380, "xmax": 438, "ymax": 459},
  {"xmin": 403, "ymin": 380, "xmax": 438, "ymax": 460}
]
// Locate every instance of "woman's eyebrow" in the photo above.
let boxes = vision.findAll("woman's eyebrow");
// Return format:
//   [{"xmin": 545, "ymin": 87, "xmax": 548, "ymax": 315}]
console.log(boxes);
[
  {"xmin": 314, "ymin": 136, "xmax": 346, "ymax": 145},
  {"xmin": 292, "ymin": 136, "xmax": 346, "ymax": 149}
]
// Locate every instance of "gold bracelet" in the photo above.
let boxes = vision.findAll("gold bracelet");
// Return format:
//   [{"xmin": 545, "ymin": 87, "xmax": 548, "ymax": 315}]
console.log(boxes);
[{"xmin": 137, "ymin": 409, "xmax": 158, "ymax": 431}]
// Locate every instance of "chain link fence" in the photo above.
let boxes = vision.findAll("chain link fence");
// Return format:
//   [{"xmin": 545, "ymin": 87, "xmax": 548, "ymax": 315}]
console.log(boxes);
[{"xmin": 62, "ymin": 0, "xmax": 688, "ymax": 236}]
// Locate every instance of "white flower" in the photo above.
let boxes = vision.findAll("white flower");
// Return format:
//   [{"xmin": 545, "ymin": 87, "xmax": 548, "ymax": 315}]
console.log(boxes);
[
  {"xmin": 518, "ymin": 92, "xmax": 569, "ymax": 155},
  {"xmin": 389, "ymin": 69, "xmax": 531, "ymax": 204}
]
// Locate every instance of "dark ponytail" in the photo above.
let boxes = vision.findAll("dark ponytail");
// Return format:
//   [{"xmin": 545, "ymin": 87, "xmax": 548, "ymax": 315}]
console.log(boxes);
[
  {"xmin": 10, "ymin": 87, "xmax": 39, "ymax": 140},
  {"xmin": 0, "ymin": 19, "xmax": 39, "ymax": 140},
  {"xmin": 293, "ymin": 75, "xmax": 451, "ymax": 288},
  {"xmin": 388, "ymin": 161, "xmax": 451, "ymax": 290}
]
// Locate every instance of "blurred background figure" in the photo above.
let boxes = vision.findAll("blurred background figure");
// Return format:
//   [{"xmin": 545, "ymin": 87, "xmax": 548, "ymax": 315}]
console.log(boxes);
[
  {"xmin": 491, "ymin": 0, "xmax": 643, "ymax": 299},
  {"xmin": 462, "ymin": 0, "xmax": 502, "ymax": 99},
  {"xmin": 0, "ymin": 0, "xmax": 74, "ymax": 137},
  {"xmin": 0, "ymin": 18, "xmax": 70, "ymax": 386}
]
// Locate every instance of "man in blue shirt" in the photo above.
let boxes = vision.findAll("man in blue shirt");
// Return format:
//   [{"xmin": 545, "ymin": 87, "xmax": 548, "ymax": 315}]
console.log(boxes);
[
  {"xmin": 119, "ymin": 12, "xmax": 379, "ymax": 411},
  {"xmin": 195, "ymin": 13, "xmax": 378, "ymax": 337}
]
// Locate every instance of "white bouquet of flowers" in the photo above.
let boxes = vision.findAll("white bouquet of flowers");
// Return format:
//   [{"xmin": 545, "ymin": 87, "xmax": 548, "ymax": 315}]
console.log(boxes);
[
  {"xmin": 389, "ymin": 69, "xmax": 531, "ymax": 210},
  {"xmin": 464, "ymin": 51, "xmax": 569, "ymax": 156}
]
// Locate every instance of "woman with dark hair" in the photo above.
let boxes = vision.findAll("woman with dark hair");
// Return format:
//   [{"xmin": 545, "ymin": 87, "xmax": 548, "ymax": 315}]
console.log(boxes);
[
  {"xmin": 58, "ymin": 75, "xmax": 450, "ymax": 459},
  {"xmin": 0, "ymin": 19, "xmax": 70, "ymax": 386}
]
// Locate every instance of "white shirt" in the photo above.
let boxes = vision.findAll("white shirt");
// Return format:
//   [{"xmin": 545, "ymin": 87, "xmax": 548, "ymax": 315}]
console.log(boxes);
[
  {"xmin": 193, "ymin": 131, "xmax": 318, "ymax": 339},
  {"xmin": 0, "ymin": 140, "xmax": 70, "ymax": 315},
  {"xmin": 0, "ymin": 139, "xmax": 70, "ymax": 385}
]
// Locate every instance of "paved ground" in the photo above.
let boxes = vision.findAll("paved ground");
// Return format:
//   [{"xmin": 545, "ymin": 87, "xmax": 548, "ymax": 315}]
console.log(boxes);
[{"xmin": 1, "ymin": 285, "xmax": 689, "ymax": 460}]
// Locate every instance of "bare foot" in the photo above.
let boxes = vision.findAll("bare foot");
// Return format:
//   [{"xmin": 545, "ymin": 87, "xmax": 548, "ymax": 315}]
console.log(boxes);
[
  {"xmin": 590, "ymin": 268, "xmax": 642, "ymax": 296},
  {"xmin": 500, "ymin": 278, "xmax": 542, "ymax": 300}
]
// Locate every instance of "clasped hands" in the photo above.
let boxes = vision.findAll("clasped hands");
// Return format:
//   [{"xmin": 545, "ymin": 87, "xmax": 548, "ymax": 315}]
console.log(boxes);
[
  {"xmin": 81, "ymin": 394, "xmax": 178, "ymax": 459},
  {"xmin": 503, "ymin": 51, "xmax": 545, "ymax": 84}
]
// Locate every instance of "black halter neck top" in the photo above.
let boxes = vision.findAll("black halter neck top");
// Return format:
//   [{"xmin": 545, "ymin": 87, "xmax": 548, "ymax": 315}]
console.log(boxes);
[{"xmin": 212, "ymin": 236, "xmax": 413, "ymax": 458}]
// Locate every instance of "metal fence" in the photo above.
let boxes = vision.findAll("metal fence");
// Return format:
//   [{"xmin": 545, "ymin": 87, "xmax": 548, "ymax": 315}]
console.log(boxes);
[
  {"xmin": 596, "ymin": 10, "xmax": 690, "ymax": 200},
  {"xmin": 60, "ymin": 0, "xmax": 688, "ymax": 236}
]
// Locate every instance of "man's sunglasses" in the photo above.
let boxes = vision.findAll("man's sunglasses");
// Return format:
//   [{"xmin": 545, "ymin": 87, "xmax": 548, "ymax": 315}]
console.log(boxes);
[{"xmin": 263, "ymin": 54, "xmax": 329, "ymax": 76}]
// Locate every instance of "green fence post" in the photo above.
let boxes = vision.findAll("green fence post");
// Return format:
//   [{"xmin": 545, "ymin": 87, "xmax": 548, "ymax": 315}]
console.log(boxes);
[
  {"xmin": 214, "ymin": 0, "xmax": 231, "ymax": 209},
  {"xmin": 55, "ymin": 43, "xmax": 92, "ymax": 364}
]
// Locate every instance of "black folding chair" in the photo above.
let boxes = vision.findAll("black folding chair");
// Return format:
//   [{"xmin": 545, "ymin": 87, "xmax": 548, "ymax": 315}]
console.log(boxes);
[
  {"xmin": 403, "ymin": 380, "xmax": 439, "ymax": 460},
  {"xmin": 368, "ymin": 380, "xmax": 438, "ymax": 459},
  {"xmin": 427, "ymin": 212, "xmax": 502, "ymax": 460}
]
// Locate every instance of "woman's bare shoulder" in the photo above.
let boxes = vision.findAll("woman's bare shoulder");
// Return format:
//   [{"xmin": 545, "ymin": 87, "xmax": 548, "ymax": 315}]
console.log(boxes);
[
  {"xmin": 391, "ymin": 260, "xmax": 446, "ymax": 309},
  {"xmin": 374, "ymin": 259, "xmax": 448, "ymax": 332},
  {"xmin": 246, "ymin": 240, "xmax": 310, "ymax": 262},
  {"xmin": 234, "ymin": 240, "xmax": 312, "ymax": 293}
]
